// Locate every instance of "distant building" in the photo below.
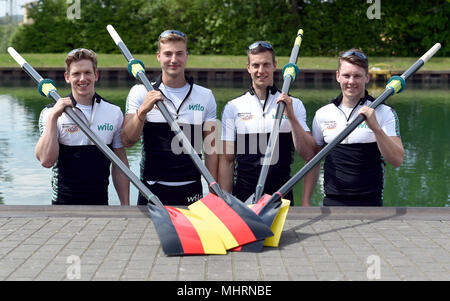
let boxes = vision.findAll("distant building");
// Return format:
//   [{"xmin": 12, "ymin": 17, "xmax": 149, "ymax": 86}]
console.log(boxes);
[{"xmin": 22, "ymin": 1, "xmax": 38, "ymax": 25}]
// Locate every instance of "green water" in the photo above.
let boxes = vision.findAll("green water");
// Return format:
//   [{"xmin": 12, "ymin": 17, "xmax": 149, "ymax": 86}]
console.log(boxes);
[{"xmin": 0, "ymin": 85, "xmax": 448, "ymax": 206}]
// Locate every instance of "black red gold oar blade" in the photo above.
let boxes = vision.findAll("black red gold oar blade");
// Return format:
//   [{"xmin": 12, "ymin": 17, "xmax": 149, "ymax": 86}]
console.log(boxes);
[
  {"xmin": 148, "ymin": 204, "xmax": 226, "ymax": 256},
  {"xmin": 188, "ymin": 193, "xmax": 273, "ymax": 250},
  {"xmin": 232, "ymin": 194, "xmax": 290, "ymax": 252}
]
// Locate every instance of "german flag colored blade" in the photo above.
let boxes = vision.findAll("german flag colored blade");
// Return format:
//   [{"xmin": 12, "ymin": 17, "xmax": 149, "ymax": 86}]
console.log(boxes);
[
  {"xmin": 232, "ymin": 194, "xmax": 290, "ymax": 252},
  {"xmin": 250, "ymin": 194, "xmax": 290, "ymax": 247},
  {"xmin": 189, "ymin": 192, "xmax": 273, "ymax": 250},
  {"xmin": 148, "ymin": 204, "xmax": 226, "ymax": 256}
]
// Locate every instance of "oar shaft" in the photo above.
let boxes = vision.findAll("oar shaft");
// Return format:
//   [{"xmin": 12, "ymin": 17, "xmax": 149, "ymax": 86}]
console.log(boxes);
[{"xmin": 261, "ymin": 43, "xmax": 441, "ymax": 210}]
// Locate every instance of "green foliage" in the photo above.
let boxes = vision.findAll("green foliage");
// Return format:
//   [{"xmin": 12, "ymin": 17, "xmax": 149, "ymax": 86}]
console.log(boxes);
[
  {"xmin": 8, "ymin": 0, "xmax": 449, "ymax": 57},
  {"xmin": 0, "ymin": 24, "xmax": 18, "ymax": 53}
]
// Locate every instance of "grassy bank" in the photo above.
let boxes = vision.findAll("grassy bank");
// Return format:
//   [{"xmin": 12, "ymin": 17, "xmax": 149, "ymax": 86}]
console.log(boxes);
[{"xmin": 0, "ymin": 53, "xmax": 449, "ymax": 70}]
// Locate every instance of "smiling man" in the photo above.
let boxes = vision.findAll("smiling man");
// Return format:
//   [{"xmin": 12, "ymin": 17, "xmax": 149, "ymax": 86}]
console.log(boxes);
[
  {"xmin": 36, "ymin": 48, "xmax": 130, "ymax": 205},
  {"xmin": 218, "ymin": 41, "xmax": 316, "ymax": 205},
  {"xmin": 122, "ymin": 30, "xmax": 218, "ymax": 206},
  {"xmin": 303, "ymin": 48, "xmax": 405, "ymax": 206}
]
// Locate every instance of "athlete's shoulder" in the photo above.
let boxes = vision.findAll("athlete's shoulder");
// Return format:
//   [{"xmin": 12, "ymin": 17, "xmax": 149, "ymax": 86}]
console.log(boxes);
[
  {"xmin": 315, "ymin": 102, "xmax": 335, "ymax": 115},
  {"xmin": 226, "ymin": 91, "xmax": 250, "ymax": 107},
  {"xmin": 192, "ymin": 83, "xmax": 215, "ymax": 100},
  {"xmin": 95, "ymin": 94, "xmax": 120, "ymax": 110},
  {"xmin": 127, "ymin": 84, "xmax": 147, "ymax": 97}
]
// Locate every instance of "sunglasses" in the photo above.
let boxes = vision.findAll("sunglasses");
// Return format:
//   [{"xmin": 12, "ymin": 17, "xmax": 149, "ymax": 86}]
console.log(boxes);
[
  {"xmin": 341, "ymin": 50, "xmax": 368, "ymax": 61},
  {"xmin": 159, "ymin": 30, "xmax": 186, "ymax": 39},
  {"xmin": 67, "ymin": 48, "xmax": 95, "ymax": 56},
  {"xmin": 248, "ymin": 41, "xmax": 273, "ymax": 51}
]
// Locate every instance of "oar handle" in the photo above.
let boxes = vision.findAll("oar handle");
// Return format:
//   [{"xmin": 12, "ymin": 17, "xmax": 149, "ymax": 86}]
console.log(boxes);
[
  {"xmin": 8, "ymin": 47, "xmax": 164, "ymax": 209},
  {"xmin": 260, "ymin": 42, "xmax": 441, "ymax": 211},
  {"xmin": 106, "ymin": 24, "xmax": 226, "ymax": 200},
  {"xmin": 253, "ymin": 29, "xmax": 303, "ymax": 203}
]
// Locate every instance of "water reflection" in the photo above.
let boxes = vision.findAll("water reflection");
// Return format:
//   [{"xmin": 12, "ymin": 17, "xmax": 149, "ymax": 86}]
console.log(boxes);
[{"xmin": 0, "ymin": 84, "xmax": 448, "ymax": 207}]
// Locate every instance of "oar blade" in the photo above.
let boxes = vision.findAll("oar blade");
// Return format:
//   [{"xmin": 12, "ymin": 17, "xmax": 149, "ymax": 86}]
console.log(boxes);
[
  {"xmin": 188, "ymin": 193, "xmax": 273, "ymax": 250},
  {"xmin": 251, "ymin": 195, "xmax": 291, "ymax": 247},
  {"xmin": 148, "ymin": 203, "xmax": 226, "ymax": 256},
  {"xmin": 232, "ymin": 194, "xmax": 290, "ymax": 252}
]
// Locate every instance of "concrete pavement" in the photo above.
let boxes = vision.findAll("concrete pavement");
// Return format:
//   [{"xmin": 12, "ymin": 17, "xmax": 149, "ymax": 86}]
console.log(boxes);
[{"xmin": 0, "ymin": 206, "xmax": 449, "ymax": 281}]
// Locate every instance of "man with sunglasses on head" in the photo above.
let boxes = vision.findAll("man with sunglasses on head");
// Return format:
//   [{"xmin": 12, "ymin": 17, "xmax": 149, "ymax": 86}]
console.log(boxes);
[
  {"xmin": 219, "ymin": 41, "xmax": 316, "ymax": 205},
  {"xmin": 36, "ymin": 48, "xmax": 130, "ymax": 205},
  {"xmin": 303, "ymin": 48, "xmax": 404, "ymax": 206},
  {"xmin": 122, "ymin": 30, "xmax": 218, "ymax": 206}
]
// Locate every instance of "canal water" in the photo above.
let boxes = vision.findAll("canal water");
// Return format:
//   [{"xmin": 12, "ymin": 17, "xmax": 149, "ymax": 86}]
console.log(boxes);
[{"xmin": 0, "ymin": 82, "xmax": 448, "ymax": 206}]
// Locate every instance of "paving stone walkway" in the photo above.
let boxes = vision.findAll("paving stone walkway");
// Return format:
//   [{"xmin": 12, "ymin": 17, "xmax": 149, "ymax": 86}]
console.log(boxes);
[{"xmin": 0, "ymin": 206, "xmax": 449, "ymax": 281}]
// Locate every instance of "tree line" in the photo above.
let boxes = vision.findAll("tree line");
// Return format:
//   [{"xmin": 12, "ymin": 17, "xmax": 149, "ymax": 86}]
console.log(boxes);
[{"xmin": 8, "ymin": 0, "xmax": 449, "ymax": 57}]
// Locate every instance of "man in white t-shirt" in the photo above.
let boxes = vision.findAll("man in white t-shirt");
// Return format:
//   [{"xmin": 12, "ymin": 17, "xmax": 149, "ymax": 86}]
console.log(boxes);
[
  {"xmin": 36, "ymin": 48, "xmax": 130, "ymax": 205},
  {"xmin": 304, "ymin": 48, "xmax": 405, "ymax": 206},
  {"xmin": 218, "ymin": 41, "xmax": 316, "ymax": 205},
  {"xmin": 121, "ymin": 30, "xmax": 218, "ymax": 206}
]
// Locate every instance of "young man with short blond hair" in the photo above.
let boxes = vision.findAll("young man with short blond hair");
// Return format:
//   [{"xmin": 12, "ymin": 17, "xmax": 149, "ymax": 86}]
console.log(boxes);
[
  {"xmin": 304, "ymin": 49, "xmax": 404, "ymax": 206},
  {"xmin": 122, "ymin": 30, "xmax": 218, "ymax": 206},
  {"xmin": 36, "ymin": 48, "xmax": 130, "ymax": 205},
  {"xmin": 218, "ymin": 41, "xmax": 316, "ymax": 205}
]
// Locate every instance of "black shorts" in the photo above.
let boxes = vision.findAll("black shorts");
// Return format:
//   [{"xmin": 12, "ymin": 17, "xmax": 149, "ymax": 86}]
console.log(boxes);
[
  {"xmin": 137, "ymin": 180, "xmax": 203, "ymax": 206},
  {"xmin": 323, "ymin": 192, "xmax": 382, "ymax": 207}
]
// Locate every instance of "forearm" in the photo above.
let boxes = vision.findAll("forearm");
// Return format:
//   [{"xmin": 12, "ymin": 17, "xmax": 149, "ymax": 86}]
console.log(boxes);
[
  {"xmin": 121, "ymin": 112, "xmax": 146, "ymax": 147},
  {"xmin": 203, "ymin": 122, "xmax": 219, "ymax": 181},
  {"xmin": 205, "ymin": 153, "xmax": 218, "ymax": 181},
  {"xmin": 289, "ymin": 117, "xmax": 317, "ymax": 162},
  {"xmin": 301, "ymin": 161, "xmax": 321, "ymax": 206},
  {"xmin": 35, "ymin": 116, "xmax": 60, "ymax": 168},
  {"xmin": 112, "ymin": 148, "xmax": 130, "ymax": 206},
  {"xmin": 373, "ymin": 130, "xmax": 404, "ymax": 167},
  {"xmin": 218, "ymin": 156, "xmax": 235, "ymax": 193}
]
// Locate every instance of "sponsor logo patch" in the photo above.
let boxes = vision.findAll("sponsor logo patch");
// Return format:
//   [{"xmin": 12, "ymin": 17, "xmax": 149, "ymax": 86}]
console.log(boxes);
[
  {"xmin": 238, "ymin": 112, "xmax": 253, "ymax": 121},
  {"xmin": 62, "ymin": 123, "xmax": 79, "ymax": 133},
  {"xmin": 324, "ymin": 121, "xmax": 337, "ymax": 130}
]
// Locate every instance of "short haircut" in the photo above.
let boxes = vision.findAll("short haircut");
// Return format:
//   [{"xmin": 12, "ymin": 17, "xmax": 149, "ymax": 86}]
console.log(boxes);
[
  {"xmin": 338, "ymin": 48, "xmax": 369, "ymax": 73},
  {"xmin": 158, "ymin": 31, "xmax": 188, "ymax": 52},
  {"xmin": 65, "ymin": 48, "xmax": 98, "ymax": 73},
  {"xmin": 247, "ymin": 42, "xmax": 276, "ymax": 64}
]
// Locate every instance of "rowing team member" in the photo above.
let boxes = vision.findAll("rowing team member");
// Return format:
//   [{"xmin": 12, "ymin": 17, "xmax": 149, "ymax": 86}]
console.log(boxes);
[{"xmin": 36, "ymin": 30, "xmax": 403, "ymax": 207}]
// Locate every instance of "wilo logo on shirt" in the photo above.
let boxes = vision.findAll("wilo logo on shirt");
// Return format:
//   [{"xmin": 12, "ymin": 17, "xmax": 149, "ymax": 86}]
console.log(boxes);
[
  {"xmin": 97, "ymin": 123, "xmax": 114, "ymax": 131},
  {"xmin": 358, "ymin": 121, "xmax": 369, "ymax": 129},
  {"xmin": 272, "ymin": 114, "xmax": 288, "ymax": 120},
  {"xmin": 188, "ymin": 104, "xmax": 204, "ymax": 111}
]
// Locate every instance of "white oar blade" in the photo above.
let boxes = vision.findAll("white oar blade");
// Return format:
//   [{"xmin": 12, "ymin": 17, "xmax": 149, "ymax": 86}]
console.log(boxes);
[
  {"xmin": 106, "ymin": 24, "xmax": 122, "ymax": 45},
  {"xmin": 7, "ymin": 47, "xmax": 27, "ymax": 67},
  {"xmin": 420, "ymin": 43, "xmax": 441, "ymax": 63}
]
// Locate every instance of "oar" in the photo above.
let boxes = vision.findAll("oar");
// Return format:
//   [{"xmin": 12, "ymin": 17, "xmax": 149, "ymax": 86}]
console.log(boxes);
[
  {"xmin": 257, "ymin": 42, "xmax": 442, "ymax": 226},
  {"xmin": 106, "ymin": 25, "xmax": 273, "ymax": 250},
  {"xmin": 7, "ymin": 47, "xmax": 226, "ymax": 256},
  {"xmin": 250, "ymin": 29, "xmax": 303, "ymax": 205}
]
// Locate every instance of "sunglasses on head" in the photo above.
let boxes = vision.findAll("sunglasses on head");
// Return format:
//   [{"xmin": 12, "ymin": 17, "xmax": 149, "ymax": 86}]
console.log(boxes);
[
  {"xmin": 159, "ymin": 30, "xmax": 186, "ymax": 39},
  {"xmin": 341, "ymin": 50, "xmax": 367, "ymax": 61},
  {"xmin": 248, "ymin": 41, "xmax": 273, "ymax": 51}
]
